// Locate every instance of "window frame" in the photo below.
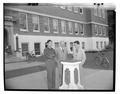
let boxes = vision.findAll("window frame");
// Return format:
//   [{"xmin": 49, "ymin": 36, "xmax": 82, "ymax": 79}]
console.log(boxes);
[
  {"xmin": 79, "ymin": 23, "xmax": 84, "ymax": 35},
  {"xmin": 96, "ymin": 41, "xmax": 99, "ymax": 49},
  {"xmin": 82, "ymin": 42, "xmax": 85, "ymax": 49},
  {"xmin": 32, "ymin": 15, "xmax": 40, "ymax": 32},
  {"xmin": 103, "ymin": 26, "xmax": 106, "ymax": 36},
  {"xmin": 52, "ymin": 18, "xmax": 59, "ymax": 33},
  {"xmin": 21, "ymin": 42, "xmax": 29, "ymax": 56},
  {"xmin": 74, "ymin": 23, "xmax": 79, "ymax": 35},
  {"xmin": 34, "ymin": 42, "xmax": 41, "ymax": 55},
  {"xmin": 43, "ymin": 17, "xmax": 50, "ymax": 33},
  {"xmin": 19, "ymin": 13, "xmax": 28, "ymax": 32},
  {"xmin": 74, "ymin": 7, "xmax": 78, "ymax": 13},
  {"xmin": 68, "ymin": 21, "xmax": 73, "ymax": 34},
  {"xmin": 94, "ymin": 24, "xmax": 98, "ymax": 35},
  {"xmin": 79, "ymin": 7, "xmax": 83, "ymax": 14},
  {"xmin": 61, "ymin": 20, "xmax": 66, "ymax": 34},
  {"xmin": 94, "ymin": 7, "xmax": 97, "ymax": 16}
]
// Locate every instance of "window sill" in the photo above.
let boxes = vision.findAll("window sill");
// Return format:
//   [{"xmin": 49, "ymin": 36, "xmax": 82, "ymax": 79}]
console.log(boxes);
[
  {"xmin": 33, "ymin": 30, "xmax": 40, "ymax": 32},
  {"xmin": 44, "ymin": 31, "xmax": 50, "ymax": 33},
  {"xmin": 53, "ymin": 31, "xmax": 59, "ymax": 34},
  {"xmin": 20, "ymin": 29, "xmax": 27, "ymax": 32}
]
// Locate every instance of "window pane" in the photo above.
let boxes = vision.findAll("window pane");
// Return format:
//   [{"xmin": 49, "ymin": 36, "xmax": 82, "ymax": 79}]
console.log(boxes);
[
  {"xmin": 21, "ymin": 43, "xmax": 28, "ymax": 56},
  {"xmin": 70, "ymin": 42, "xmax": 73, "ymax": 52},
  {"xmin": 53, "ymin": 19, "xmax": 58, "ymax": 32},
  {"xmin": 74, "ymin": 7, "xmax": 78, "ymax": 12},
  {"xmin": 20, "ymin": 13, "xmax": 27, "ymax": 29},
  {"xmin": 96, "ymin": 41, "xmax": 99, "ymax": 49},
  {"xmin": 82, "ymin": 42, "xmax": 85, "ymax": 49},
  {"xmin": 68, "ymin": 22, "xmax": 73, "ymax": 34},
  {"xmin": 94, "ymin": 8, "xmax": 97, "ymax": 16},
  {"xmin": 79, "ymin": 8, "xmax": 83, "ymax": 14},
  {"xmin": 79, "ymin": 24, "xmax": 83, "ymax": 35},
  {"xmin": 75, "ymin": 23, "xmax": 79, "ymax": 34},
  {"xmin": 102, "ymin": 9, "xmax": 105, "ymax": 18},
  {"xmin": 34, "ymin": 43, "xmax": 40, "ymax": 55},
  {"xmin": 94, "ymin": 24, "xmax": 98, "ymax": 35},
  {"xmin": 55, "ymin": 42, "xmax": 59, "ymax": 48},
  {"xmin": 103, "ymin": 27, "xmax": 106, "ymax": 36},
  {"xmin": 61, "ymin": 20, "xmax": 66, "ymax": 34},
  {"xmin": 98, "ymin": 26, "xmax": 102, "ymax": 35},
  {"xmin": 32, "ymin": 15, "xmax": 39, "ymax": 31},
  {"xmin": 101, "ymin": 41, "xmax": 103, "ymax": 49},
  {"xmin": 43, "ymin": 17, "xmax": 49, "ymax": 32},
  {"xmin": 98, "ymin": 8, "xmax": 102, "ymax": 17}
]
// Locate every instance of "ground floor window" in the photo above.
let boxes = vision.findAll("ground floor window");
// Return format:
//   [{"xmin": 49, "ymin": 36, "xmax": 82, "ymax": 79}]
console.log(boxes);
[
  {"xmin": 96, "ymin": 41, "xmax": 99, "ymax": 49},
  {"xmin": 34, "ymin": 43, "xmax": 41, "ymax": 55},
  {"xmin": 21, "ymin": 43, "xmax": 29, "ymax": 56},
  {"xmin": 70, "ymin": 42, "xmax": 73, "ymax": 52},
  {"xmin": 104, "ymin": 41, "xmax": 106, "ymax": 48},
  {"xmin": 101, "ymin": 41, "xmax": 103, "ymax": 49},
  {"xmin": 54, "ymin": 42, "xmax": 59, "ymax": 48},
  {"xmin": 82, "ymin": 42, "xmax": 85, "ymax": 49}
]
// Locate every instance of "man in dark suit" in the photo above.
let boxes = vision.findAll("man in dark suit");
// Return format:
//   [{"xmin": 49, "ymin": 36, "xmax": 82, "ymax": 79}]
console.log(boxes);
[{"xmin": 55, "ymin": 41, "xmax": 68, "ymax": 88}]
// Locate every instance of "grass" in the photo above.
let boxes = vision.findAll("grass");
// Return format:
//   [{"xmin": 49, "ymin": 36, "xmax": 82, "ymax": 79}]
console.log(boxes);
[{"xmin": 83, "ymin": 50, "xmax": 114, "ymax": 70}]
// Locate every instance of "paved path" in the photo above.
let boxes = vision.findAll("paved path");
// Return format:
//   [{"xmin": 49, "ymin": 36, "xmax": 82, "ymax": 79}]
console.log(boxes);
[{"xmin": 5, "ymin": 61, "xmax": 113, "ymax": 90}]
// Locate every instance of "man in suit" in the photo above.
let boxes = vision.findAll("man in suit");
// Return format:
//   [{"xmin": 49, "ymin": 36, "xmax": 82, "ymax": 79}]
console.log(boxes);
[{"xmin": 55, "ymin": 41, "xmax": 68, "ymax": 88}]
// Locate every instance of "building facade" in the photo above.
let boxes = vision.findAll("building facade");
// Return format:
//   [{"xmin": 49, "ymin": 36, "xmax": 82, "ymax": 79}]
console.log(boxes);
[{"xmin": 4, "ymin": 3, "xmax": 109, "ymax": 57}]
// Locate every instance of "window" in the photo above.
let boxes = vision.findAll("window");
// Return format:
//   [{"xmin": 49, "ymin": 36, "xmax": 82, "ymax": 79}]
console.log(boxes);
[
  {"xmin": 43, "ymin": 17, "xmax": 49, "ymax": 33},
  {"xmin": 61, "ymin": 20, "xmax": 66, "ymax": 34},
  {"xmin": 101, "ymin": 41, "xmax": 103, "ymax": 49},
  {"xmin": 79, "ymin": 24, "xmax": 84, "ymax": 35},
  {"xmin": 102, "ymin": 9, "xmax": 105, "ymax": 18},
  {"xmin": 32, "ymin": 15, "xmax": 39, "ymax": 32},
  {"xmin": 103, "ymin": 27, "xmax": 106, "ymax": 36},
  {"xmin": 34, "ymin": 43, "xmax": 40, "ymax": 55},
  {"xmin": 21, "ymin": 43, "xmax": 29, "ymax": 56},
  {"xmin": 70, "ymin": 42, "xmax": 73, "ymax": 52},
  {"xmin": 74, "ymin": 7, "xmax": 78, "ymax": 13},
  {"xmin": 98, "ymin": 8, "xmax": 102, "ymax": 17},
  {"xmin": 98, "ymin": 26, "xmax": 102, "ymax": 35},
  {"xmin": 82, "ymin": 42, "xmax": 85, "ymax": 49},
  {"xmin": 55, "ymin": 42, "xmax": 59, "ymax": 48},
  {"xmin": 104, "ymin": 41, "xmax": 106, "ymax": 48},
  {"xmin": 68, "ymin": 22, "xmax": 73, "ymax": 34},
  {"xmin": 19, "ymin": 13, "xmax": 27, "ymax": 31},
  {"xmin": 53, "ymin": 19, "xmax": 58, "ymax": 33},
  {"xmin": 79, "ymin": 8, "xmax": 83, "ymax": 14},
  {"xmin": 94, "ymin": 24, "xmax": 98, "ymax": 35},
  {"xmin": 67, "ymin": 6, "xmax": 72, "ymax": 11},
  {"xmin": 96, "ymin": 41, "xmax": 99, "ymax": 49},
  {"xmin": 94, "ymin": 8, "xmax": 97, "ymax": 16},
  {"xmin": 74, "ymin": 23, "xmax": 79, "ymax": 35}
]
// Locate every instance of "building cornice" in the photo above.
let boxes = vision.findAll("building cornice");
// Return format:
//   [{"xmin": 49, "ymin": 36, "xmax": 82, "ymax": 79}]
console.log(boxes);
[{"xmin": 5, "ymin": 7, "xmax": 108, "ymax": 26}]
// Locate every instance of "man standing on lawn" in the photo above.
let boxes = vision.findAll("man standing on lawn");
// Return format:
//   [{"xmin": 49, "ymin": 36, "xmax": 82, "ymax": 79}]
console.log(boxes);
[{"xmin": 55, "ymin": 41, "xmax": 68, "ymax": 88}]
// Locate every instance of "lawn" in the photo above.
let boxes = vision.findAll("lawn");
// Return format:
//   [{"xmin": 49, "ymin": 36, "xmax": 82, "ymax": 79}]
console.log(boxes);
[
  {"xmin": 83, "ymin": 50, "xmax": 114, "ymax": 70},
  {"xmin": 27, "ymin": 50, "xmax": 114, "ymax": 70}
]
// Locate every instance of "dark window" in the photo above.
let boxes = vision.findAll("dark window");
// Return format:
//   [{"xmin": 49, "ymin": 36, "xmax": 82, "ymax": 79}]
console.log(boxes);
[
  {"xmin": 21, "ymin": 43, "xmax": 29, "ymax": 56},
  {"xmin": 34, "ymin": 43, "xmax": 40, "ymax": 55}
]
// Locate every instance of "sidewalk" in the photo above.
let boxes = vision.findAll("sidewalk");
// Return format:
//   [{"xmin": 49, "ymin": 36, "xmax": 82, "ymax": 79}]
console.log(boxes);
[
  {"xmin": 5, "ymin": 61, "xmax": 45, "ymax": 72},
  {"xmin": 5, "ymin": 55, "xmax": 26, "ymax": 63}
]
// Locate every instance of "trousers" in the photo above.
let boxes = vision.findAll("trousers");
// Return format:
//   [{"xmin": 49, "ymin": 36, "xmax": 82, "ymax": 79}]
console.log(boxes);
[{"xmin": 46, "ymin": 59, "xmax": 56, "ymax": 89}]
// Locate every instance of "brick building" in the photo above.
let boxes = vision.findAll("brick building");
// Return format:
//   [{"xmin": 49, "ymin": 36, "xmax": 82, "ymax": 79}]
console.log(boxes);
[{"xmin": 4, "ymin": 3, "xmax": 109, "ymax": 57}]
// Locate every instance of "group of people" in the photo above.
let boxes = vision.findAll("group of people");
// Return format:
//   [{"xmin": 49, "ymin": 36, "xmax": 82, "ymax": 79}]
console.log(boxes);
[{"xmin": 43, "ymin": 40, "xmax": 86, "ymax": 89}]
